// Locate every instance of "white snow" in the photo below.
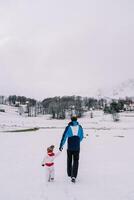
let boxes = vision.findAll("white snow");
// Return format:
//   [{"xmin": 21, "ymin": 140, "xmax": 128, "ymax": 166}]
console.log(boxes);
[{"xmin": 0, "ymin": 105, "xmax": 134, "ymax": 200}]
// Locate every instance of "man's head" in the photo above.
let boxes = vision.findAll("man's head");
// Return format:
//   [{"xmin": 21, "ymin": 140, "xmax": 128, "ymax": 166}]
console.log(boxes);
[{"xmin": 71, "ymin": 115, "xmax": 77, "ymax": 122}]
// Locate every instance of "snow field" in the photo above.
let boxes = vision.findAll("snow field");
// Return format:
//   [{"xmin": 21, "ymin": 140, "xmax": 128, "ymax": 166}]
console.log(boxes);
[
  {"xmin": 0, "ymin": 107, "xmax": 134, "ymax": 200},
  {"xmin": 0, "ymin": 128, "xmax": 134, "ymax": 200}
]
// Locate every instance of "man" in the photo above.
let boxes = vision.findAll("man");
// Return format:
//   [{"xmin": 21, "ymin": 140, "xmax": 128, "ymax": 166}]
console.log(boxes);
[{"xmin": 59, "ymin": 115, "xmax": 84, "ymax": 183}]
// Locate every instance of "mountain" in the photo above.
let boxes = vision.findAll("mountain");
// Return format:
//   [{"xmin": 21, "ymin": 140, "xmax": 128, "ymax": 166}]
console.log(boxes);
[{"xmin": 97, "ymin": 79, "xmax": 134, "ymax": 99}]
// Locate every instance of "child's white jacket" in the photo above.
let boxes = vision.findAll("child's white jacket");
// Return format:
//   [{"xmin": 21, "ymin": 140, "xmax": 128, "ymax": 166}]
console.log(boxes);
[{"xmin": 42, "ymin": 151, "xmax": 60, "ymax": 167}]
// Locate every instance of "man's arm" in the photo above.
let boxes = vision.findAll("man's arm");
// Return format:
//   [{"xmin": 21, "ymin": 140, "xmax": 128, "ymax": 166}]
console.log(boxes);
[
  {"xmin": 79, "ymin": 125, "xmax": 84, "ymax": 142},
  {"xmin": 59, "ymin": 126, "xmax": 69, "ymax": 151}
]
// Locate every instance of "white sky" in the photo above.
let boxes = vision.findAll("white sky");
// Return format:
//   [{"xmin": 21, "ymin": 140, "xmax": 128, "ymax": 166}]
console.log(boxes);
[{"xmin": 0, "ymin": 0, "xmax": 134, "ymax": 100}]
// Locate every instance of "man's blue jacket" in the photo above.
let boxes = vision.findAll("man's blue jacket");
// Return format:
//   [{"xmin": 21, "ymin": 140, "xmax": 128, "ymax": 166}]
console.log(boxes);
[{"xmin": 59, "ymin": 121, "xmax": 84, "ymax": 151}]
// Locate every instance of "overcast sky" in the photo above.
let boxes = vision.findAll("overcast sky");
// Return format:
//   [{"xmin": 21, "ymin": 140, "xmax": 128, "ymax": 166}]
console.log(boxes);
[{"xmin": 0, "ymin": 0, "xmax": 134, "ymax": 100}]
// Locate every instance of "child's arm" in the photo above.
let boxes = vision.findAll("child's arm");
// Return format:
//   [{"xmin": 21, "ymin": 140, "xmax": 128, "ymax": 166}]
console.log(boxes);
[
  {"xmin": 41, "ymin": 155, "xmax": 47, "ymax": 166},
  {"xmin": 54, "ymin": 151, "xmax": 61, "ymax": 158}
]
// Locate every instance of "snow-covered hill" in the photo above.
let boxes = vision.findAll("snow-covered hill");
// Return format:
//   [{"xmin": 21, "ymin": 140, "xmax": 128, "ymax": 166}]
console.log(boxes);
[
  {"xmin": 0, "ymin": 104, "xmax": 18, "ymax": 114},
  {"xmin": 98, "ymin": 79, "xmax": 134, "ymax": 99},
  {"xmin": 112, "ymin": 79, "xmax": 134, "ymax": 98},
  {"xmin": 1, "ymin": 104, "xmax": 134, "ymax": 132}
]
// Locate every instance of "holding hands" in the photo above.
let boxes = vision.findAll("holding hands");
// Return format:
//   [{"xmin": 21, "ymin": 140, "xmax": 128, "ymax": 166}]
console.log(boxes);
[{"xmin": 59, "ymin": 147, "xmax": 63, "ymax": 152}]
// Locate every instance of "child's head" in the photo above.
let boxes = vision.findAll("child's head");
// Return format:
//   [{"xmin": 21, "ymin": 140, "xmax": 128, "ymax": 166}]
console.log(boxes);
[{"xmin": 47, "ymin": 145, "xmax": 55, "ymax": 153}]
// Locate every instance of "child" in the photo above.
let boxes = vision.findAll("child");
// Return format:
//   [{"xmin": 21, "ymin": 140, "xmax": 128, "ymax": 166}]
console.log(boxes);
[{"xmin": 42, "ymin": 145, "xmax": 60, "ymax": 182}]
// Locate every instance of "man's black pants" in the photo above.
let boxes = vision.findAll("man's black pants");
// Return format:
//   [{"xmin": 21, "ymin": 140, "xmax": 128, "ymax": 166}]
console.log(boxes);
[{"xmin": 67, "ymin": 150, "xmax": 80, "ymax": 178}]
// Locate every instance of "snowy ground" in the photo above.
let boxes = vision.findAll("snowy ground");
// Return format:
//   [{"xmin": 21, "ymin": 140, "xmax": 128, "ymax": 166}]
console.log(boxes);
[{"xmin": 0, "ymin": 105, "xmax": 134, "ymax": 200}]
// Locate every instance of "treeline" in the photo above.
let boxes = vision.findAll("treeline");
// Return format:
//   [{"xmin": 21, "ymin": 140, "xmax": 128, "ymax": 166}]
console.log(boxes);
[
  {"xmin": 3, "ymin": 95, "xmax": 134, "ymax": 118},
  {"xmin": 7, "ymin": 95, "xmax": 106, "ymax": 118},
  {"xmin": 42, "ymin": 96, "xmax": 83, "ymax": 119},
  {"xmin": 104, "ymin": 98, "xmax": 134, "ymax": 114},
  {"xmin": 8, "ymin": 95, "xmax": 37, "ymax": 106},
  {"xmin": 42, "ymin": 96, "xmax": 107, "ymax": 119}
]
